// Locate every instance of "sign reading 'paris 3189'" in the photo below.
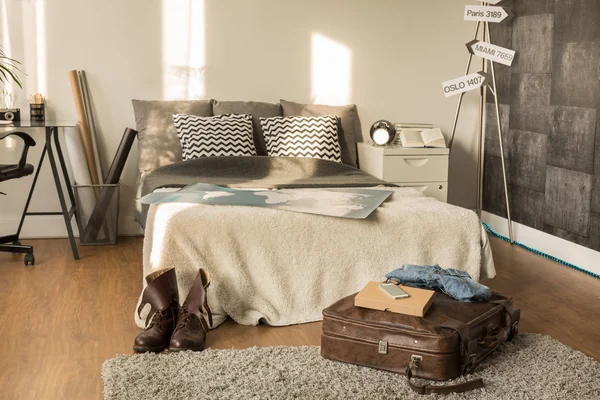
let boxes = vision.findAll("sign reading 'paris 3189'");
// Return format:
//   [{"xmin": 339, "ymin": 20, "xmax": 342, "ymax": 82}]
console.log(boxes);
[{"xmin": 464, "ymin": 5, "xmax": 513, "ymax": 23}]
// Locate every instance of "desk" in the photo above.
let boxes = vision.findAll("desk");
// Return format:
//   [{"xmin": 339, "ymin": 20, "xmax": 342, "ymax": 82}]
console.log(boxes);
[{"xmin": 8, "ymin": 121, "xmax": 80, "ymax": 260}]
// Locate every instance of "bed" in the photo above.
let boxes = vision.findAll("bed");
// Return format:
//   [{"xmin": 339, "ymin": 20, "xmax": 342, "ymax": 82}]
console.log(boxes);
[
  {"xmin": 131, "ymin": 98, "xmax": 495, "ymax": 329},
  {"xmin": 134, "ymin": 156, "xmax": 496, "ymax": 329}
]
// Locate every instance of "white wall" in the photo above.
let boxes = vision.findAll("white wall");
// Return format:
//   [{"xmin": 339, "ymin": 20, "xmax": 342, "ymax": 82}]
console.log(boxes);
[{"xmin": 0, "ymin": 0, "xmax": 482, "ymax": 237}]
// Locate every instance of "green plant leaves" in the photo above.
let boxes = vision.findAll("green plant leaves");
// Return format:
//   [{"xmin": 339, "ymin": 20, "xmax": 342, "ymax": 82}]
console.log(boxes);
[{"xmin": 0, "ymin": 46, "xmax": 23, "ymax": 88}]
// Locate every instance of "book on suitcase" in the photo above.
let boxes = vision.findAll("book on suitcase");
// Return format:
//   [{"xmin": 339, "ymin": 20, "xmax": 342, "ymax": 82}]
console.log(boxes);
[
  {"xmin": 321, "ymin": 291, "xmax": 520, "ymax": 394},
  {"xmin": 354, "ymin": 281, "xmax": 436, "ymax": 317}
]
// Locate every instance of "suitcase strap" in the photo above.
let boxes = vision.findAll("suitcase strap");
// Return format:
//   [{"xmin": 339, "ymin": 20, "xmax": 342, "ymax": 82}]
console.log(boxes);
[
  {"xmin": 491, "ymin": 298, "xmax": 521, "ymax": 340},
  {"xmin": 436, "ymin": 300, "xmax": 521, "ymax": 368},
  {"xmin": 406, "ymin": 356, "xmax": 484, "ymax": 395},
  {"xmin": 405, "ymin": 297, "xmax": 520, "ymax": 395}
]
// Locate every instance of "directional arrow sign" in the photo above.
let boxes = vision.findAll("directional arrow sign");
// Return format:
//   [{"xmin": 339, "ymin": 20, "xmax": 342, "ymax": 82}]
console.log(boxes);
[
  {"xmin": 442, "ymin": 72, "xmax": 490, "ymax": 98},
  {"xmin": 467, "ymin": 40, "xmax": 516, "ymax": 66},
  {"xmin": 464, "ymin": 5, "xmax": 513, "ymax": 23}
]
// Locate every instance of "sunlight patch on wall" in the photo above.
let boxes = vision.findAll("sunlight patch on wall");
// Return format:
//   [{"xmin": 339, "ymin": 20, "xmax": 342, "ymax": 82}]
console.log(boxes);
[
  {"xmin": 1, "ymin": 0, "xmax": 13, "ymax": 95},
  {"xmin": 1, "ymin": 0, "xmax": 15, "ymax": 149},
  {"xmin": 311, "ymin": 33, "xmax": 352, "ymax": 105},
  {"xmin": 34, "ymin": 0, "xmax": 46, "ymax": 96},
  {"xmin": 162, "ymin": 0, "xmax": 206, "ymax": 100}
]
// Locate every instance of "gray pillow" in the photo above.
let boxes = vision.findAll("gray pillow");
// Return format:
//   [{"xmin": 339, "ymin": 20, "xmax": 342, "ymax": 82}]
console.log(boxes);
[
  {"xmin": 280, "ymin": 99, "xmax": 362, "ymax": 167},
  {"xmin": 212, "ymin": 100, "xmax": 282, "ymax": 156},
  {"xmin": 132, "ymin": 99, "xmax": 213, "ymax": 172}
]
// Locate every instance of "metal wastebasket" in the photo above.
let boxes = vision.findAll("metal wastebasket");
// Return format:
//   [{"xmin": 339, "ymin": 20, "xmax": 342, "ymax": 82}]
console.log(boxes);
[{"xmin": 73, "ymin": 182, "xmax": 120, "ymax": 245}]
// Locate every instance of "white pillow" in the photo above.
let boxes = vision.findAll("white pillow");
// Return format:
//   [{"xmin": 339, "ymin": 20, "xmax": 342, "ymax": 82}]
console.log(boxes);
[
  {"xmin": 173, "ymin": 113, "xmax": 257, "ymax": 160},
  {"xmin": 259, "ymin": 115, "xmax": 342, "ymax": 163}
]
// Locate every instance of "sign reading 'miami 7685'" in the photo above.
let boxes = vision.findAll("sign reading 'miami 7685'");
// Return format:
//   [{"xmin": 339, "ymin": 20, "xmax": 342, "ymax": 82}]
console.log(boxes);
[
  {"xmin": 442, "ymin": 72, "xmax": 490, "ymax": 98},
  {"xmin": 466, "ymin": 40, "xmax": 516, "ymax": 66}
]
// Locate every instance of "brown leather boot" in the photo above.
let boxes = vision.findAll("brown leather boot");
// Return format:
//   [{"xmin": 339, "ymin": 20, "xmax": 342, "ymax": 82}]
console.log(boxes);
[
  {"xmin": 169, "ymin": 269, "xmax": 213, "ymax": 352},
  {"xmin": 133, "ymin": 268, "xmax": 179, "ymax": 353}
]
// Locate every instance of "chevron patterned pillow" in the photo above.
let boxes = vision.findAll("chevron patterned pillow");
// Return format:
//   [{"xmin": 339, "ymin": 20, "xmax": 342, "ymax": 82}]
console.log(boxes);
[
  {"xmin": 173, "ymin": 113, "xmax": 257, "ymax": 160},
  {"xmin": 260, "ymin": 115, "xmax": 342, "ymax": 163}
]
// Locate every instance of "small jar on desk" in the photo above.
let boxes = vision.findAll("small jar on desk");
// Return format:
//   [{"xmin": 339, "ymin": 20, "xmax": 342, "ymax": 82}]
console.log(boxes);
[
  {"xmin": 30, "ymin": 93, "xmax": 45, "ymax": 122},
  {"xmin": 357, "ymin": 142, "xmax": 449, "ymax": 202}
]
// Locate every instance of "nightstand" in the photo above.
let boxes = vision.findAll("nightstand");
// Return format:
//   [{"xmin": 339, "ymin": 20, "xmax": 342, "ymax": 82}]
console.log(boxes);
[{"xmin": 357, "ymin": 142, "xmax": 449, "ymax": 202}]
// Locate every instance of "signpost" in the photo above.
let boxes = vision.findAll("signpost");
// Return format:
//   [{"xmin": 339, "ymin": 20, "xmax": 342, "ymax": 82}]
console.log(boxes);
[
  {"xmin": 442, "ymin": 72, "xmax": 489, "ymax": 98},
  {"xmin": 464, "ymin": 5, "xmax": 513, "ymax": 23},
  {"xmin": 445, "ymin": 1, "xmax": 515, "ymax": 243},
  {"xmin": 466, "ymin": 40, "xmax": 516, "ymax": 66}
]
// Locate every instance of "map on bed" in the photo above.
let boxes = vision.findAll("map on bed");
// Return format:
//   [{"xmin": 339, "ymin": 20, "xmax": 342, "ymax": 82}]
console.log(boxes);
[{"xmin": 138, "ymin": 183, "xmax": 393, "ymax": 219}]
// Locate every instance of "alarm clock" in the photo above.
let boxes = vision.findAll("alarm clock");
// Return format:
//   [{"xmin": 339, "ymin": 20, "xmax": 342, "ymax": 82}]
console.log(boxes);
[{"xmin": 370, "ymin": 120, "xmax": 396, "ymax": 146}]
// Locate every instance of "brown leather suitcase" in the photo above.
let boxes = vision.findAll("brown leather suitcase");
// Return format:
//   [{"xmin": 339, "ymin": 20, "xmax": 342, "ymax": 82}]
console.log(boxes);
[{"xmin": 321, "ymin": 291, "xmax": 520, "ymax": 394}]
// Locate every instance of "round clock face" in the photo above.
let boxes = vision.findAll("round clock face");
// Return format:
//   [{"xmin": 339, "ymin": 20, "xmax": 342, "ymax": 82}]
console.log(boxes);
[{"xmin": 372, "ymin": 128, "xmax": 390, "ymax": 145}]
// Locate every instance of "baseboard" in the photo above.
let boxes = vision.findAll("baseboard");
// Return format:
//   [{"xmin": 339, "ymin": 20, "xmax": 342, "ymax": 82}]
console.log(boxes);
[
  {"xmin": 481, "ymin": 211, "xmax": 600, "ymax": 277},
  {"xmin": 0, "ymin": 215, "xmax": 143, "ymax": 239}
]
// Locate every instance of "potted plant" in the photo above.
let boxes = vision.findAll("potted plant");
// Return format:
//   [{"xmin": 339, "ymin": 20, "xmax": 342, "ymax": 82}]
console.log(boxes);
[{"xmin": 0, "ymin": 46, "xmax": 22, "ymax": 109}]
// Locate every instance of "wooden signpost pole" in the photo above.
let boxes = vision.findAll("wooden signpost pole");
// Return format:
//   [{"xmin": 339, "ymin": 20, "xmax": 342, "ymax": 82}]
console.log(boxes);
[
  {"xmin": 447, "ymin": 1, "xmax": 514, "ymax": 243},
  {"xmin": 477, "ymin": 21, "xmax": 488, "ymax": 221},
  {"xmin": 485, "ymin": 20, "xmax": 514, "ymax": 243}
]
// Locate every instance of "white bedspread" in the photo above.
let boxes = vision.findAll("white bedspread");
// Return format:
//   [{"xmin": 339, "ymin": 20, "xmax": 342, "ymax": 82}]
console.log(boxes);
[{"xmin": 136, "ymin": 187, "xmax": 495, "ymax": 329}]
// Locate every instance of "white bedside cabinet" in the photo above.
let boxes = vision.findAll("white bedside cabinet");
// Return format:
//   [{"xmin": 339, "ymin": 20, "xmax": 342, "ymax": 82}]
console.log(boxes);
[{"xmin": 357, "ymin": 142, "xmax": 449, "ymax": 202}]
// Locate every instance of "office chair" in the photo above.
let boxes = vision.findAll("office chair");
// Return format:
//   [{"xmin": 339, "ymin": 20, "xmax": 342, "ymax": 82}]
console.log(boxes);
[{"xmin": 0, "ymin": 131, "xmax": 36, "ymax": 265}]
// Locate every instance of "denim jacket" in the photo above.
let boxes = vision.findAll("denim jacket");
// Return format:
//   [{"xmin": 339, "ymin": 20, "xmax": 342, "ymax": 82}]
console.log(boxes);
[{"xmin": 385, "ymin": 264, "xmax": 492, "ymax": 303}]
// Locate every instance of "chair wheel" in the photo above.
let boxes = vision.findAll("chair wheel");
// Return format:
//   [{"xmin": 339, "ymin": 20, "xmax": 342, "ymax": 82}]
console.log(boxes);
[{"xmin": 24, "ymin": 253, "xmax": 35, "ymax": 266}]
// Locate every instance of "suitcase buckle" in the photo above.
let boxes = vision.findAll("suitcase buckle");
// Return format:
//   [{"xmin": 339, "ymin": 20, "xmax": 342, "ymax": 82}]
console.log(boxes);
[
  {"xmin": 465, "ymin": 354, "xmax": 477, "ymax": 373},
  {"xmin": 409, "ymin": 354, "xmax": 423, "ymax": 370},
  {"xmin": 511, "ymin": 321, "xmax": 519, "ymax": 338},
  {"xmin": 378, "ymin": 341, "xmax": 388, "ymax": 355}
]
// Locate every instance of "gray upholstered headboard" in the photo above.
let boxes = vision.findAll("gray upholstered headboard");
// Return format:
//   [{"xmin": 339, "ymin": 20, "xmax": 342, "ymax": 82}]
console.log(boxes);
[{"xmin": 131, "ymin": 98, "xmax": 363, "ymax": 173}]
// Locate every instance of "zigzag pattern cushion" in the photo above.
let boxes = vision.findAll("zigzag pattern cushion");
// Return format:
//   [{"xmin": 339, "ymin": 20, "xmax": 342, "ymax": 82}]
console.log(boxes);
[
  {"xmin": 173, "ymin": 113, "xmax": 257, "ymax": 160},
  {"xmin": 260, "ymin": 115, "xmax": 342, "ymax": 163}
]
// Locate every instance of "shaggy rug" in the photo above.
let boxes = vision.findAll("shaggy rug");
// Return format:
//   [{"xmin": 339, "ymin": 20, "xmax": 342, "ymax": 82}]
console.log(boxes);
[{"xmin": 102, "ymin": 334, "xmax": 600, "ymax": 400}]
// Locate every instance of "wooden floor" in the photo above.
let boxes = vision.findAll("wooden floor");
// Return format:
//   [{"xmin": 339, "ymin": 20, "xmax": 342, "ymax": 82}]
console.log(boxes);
[{"xmin": 0, "ymin": 237, "xmax": 599, "ymax": 400}]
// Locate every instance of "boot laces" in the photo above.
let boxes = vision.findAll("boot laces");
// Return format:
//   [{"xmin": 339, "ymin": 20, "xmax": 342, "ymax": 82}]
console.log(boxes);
[
  {"xmin": 147, "ymin": 305, "xmax": 177, "ymax": 331},
  {"xmin": 175, "ymin": 307, "xmax": 192, "ymax": 330},
  {"xmin": 147, "ymin": 309, "xmax": 167, "ymax": 328},
  {"xmin": 175, "ymin": 305, "xmax": 209, "ymax": 333}
]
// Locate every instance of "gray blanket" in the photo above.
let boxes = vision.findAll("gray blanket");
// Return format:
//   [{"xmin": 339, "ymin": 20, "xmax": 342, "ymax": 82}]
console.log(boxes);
[{"xmin": 138, "ymin": 156, "xmax": 392, "ymax": 226}]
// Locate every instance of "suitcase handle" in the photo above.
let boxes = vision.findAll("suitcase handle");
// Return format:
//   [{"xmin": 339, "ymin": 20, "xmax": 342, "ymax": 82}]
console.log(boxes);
[{"xmin": 406, "ymin": 356, "xmax": 484, "ymax": 395}]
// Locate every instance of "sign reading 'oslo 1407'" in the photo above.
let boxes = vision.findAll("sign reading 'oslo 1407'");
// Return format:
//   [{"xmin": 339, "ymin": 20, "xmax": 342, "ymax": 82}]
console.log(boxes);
[
  {"xmin": 442, "ymin": 72, "xmax": 489, "ymax": 98},
  {"xmin": 467, "ymin": 40, "xmax": 516, "ymax": 66},
  {"xmin": 464, "ymin": 5, "xmax": 513, "ymax": 23}
]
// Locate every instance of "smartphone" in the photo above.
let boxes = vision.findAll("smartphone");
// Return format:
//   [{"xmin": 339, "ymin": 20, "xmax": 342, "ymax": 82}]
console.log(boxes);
[{"xmin": 379, "ymin": 283, "xmax": 410, "ymax": 299}]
